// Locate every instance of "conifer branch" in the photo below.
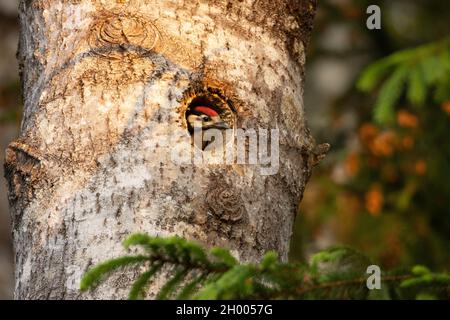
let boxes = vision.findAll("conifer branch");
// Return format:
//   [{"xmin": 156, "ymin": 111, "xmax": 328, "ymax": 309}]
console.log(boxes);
[
  {"xmin": 80, "ymin": 233, "xmax": 450, "ymax": 300},
  {"xmin": 358, "ymin": 37, "xmax": 450, "ymax": 124}
]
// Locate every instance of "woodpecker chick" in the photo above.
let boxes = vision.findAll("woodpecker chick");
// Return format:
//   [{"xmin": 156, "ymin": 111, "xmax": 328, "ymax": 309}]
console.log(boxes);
[
  {"xmin": 187, "ymin": 106, "xmax": 229, "ymax": 130},
  {"xmin": 187, "ymin": 106, "xmax": 230, "ymax": 149}
]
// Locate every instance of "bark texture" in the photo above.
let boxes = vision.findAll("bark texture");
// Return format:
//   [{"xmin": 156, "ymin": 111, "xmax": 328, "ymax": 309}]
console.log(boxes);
[{"xmin": 5, "ymin": 0, "xmax": 322, "ymax": 299}]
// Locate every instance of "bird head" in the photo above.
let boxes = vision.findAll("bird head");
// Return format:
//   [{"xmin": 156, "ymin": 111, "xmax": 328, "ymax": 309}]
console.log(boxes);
[{"xmin": 187, "ymin": 106, "xmax": 230, "ymax": 131}]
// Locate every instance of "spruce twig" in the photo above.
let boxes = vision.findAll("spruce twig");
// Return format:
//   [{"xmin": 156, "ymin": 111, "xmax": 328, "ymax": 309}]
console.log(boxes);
[{"xmin": 80, "ymin": 233, "xmax": 450, "ymax": 300}]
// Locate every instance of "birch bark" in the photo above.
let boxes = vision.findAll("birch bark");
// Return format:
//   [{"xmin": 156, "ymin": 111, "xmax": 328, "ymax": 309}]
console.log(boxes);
[{"xmin": 5, "ymin": 0, "xmax": 323, "ymax": 299}]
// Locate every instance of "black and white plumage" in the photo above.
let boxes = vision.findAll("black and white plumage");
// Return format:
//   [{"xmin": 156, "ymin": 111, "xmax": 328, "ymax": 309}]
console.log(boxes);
[{"xmin": 186, "ymin": 105, "xmax": 230, "ymax": 149}]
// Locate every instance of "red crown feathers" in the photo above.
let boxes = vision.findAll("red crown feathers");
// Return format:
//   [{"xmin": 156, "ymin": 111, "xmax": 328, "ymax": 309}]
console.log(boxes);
[{"xmin": 193, "ymin": 106, "xmax": 219, "ymax": 117}]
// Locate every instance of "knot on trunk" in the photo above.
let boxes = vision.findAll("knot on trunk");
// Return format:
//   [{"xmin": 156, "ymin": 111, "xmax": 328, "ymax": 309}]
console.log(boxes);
[
  {"xmin": 89, "ymin": 13, "xmax": 162, "ymax": 58},
  {"xmin": 206, "ymin": 185, "xmax": 246, "ymax": 223}
]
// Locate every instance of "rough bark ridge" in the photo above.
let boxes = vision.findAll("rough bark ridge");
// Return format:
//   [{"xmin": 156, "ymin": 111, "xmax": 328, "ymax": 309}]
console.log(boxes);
[{"xmin": 5, "ymin": 0, "xmax": 320, "ymax": 299}]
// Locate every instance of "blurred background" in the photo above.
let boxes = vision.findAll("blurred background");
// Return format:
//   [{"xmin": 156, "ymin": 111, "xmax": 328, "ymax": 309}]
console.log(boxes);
[
  {"xmin": 0, "ymin": 0, "xmax": 20, "ymax": 299},
  {"xmin": 0, "ymin": 0, "xmax": 449, "ymax": 299},
  {"xmin": 290, "ymin": 0, "xmax": 450, "ymax": 272}
]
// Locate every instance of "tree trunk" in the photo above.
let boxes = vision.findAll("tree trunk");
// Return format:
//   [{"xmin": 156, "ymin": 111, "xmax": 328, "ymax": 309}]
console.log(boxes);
[{"xmin": 5, "ymin": 0, "xmax": 323, "ymax": 299}]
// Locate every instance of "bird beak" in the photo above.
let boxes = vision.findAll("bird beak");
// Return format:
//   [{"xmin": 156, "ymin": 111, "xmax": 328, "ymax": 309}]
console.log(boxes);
[{"xmin": 211, "ymin": 121, "xmax": 230, "ymax": 130}]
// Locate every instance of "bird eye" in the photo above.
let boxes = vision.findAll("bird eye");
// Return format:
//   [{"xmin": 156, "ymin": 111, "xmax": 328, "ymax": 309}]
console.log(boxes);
[{"xmin": 201, "ymin": 115, "xmax": 211, "ymax": 121}]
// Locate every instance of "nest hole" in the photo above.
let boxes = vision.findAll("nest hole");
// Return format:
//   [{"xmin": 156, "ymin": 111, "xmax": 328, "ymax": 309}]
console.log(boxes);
[{"xmin": 183, "ymin": 88, "xmax": 236, "ymax": 150}]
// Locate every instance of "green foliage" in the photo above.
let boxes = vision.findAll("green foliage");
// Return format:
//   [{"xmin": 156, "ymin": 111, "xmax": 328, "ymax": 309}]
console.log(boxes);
[
  {"xmin": 128, "ymin": 263, "xmax": 162, "ymax": 300},
  {"xmin": 80, "ymin": 234, "xmax": 450, "ymax": 300},
  {"xmin": 357, "ymin": 37, "xmax": 450, "ymax": 124},
  {"xmin": 309, "ymin": 246, "xmax": 371, "ymax": 283},
  {"xmin": 400, "ymin": 265, "xmax": 450, "ymax": 299},
  {"xmin": 80, "ymin": 255, "xmax": 150, "ymax": 291}
]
